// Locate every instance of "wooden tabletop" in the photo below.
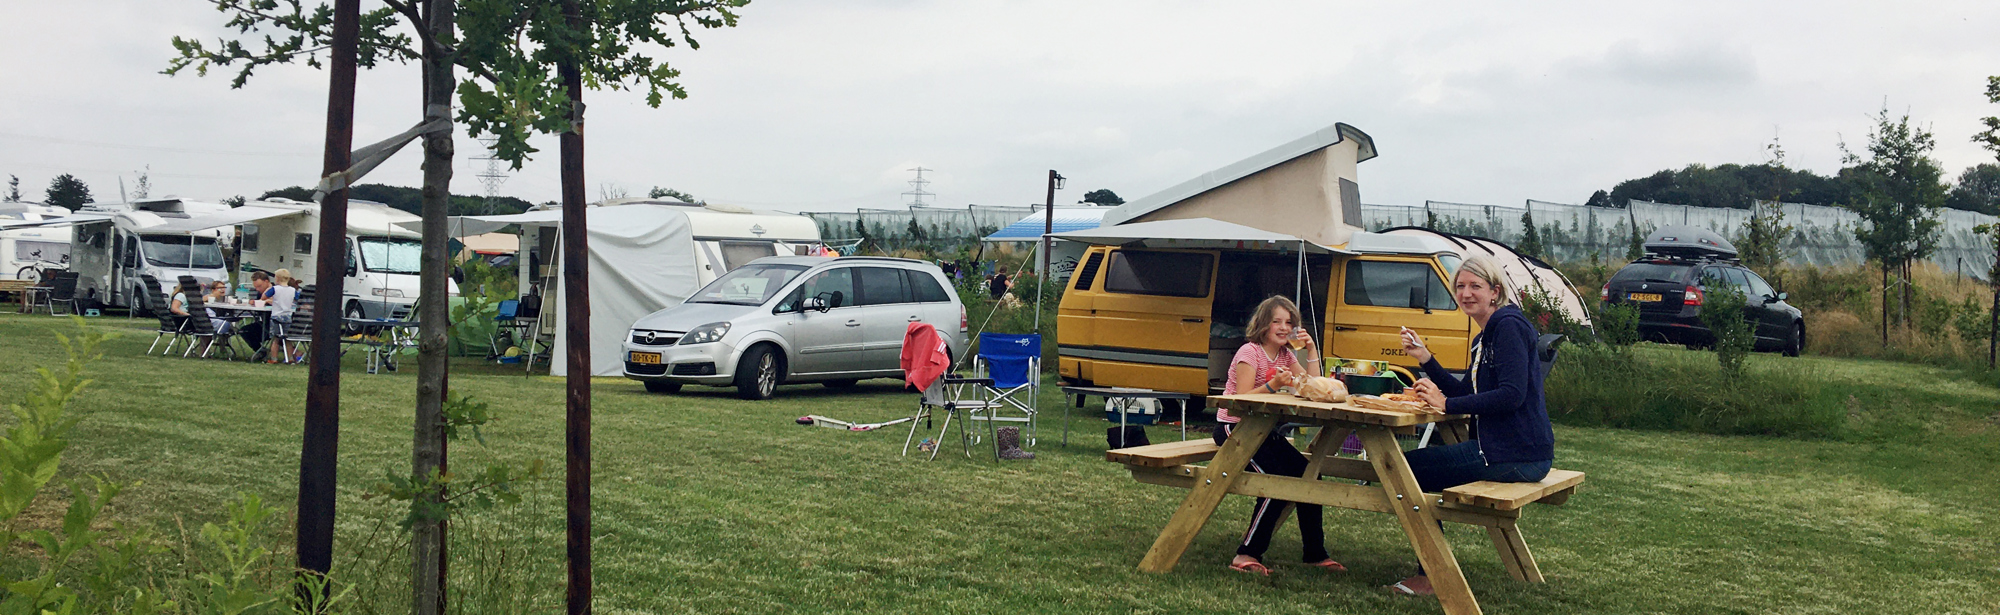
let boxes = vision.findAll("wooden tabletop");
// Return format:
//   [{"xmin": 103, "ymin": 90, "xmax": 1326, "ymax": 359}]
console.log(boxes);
[
  {"xmin": 1060, "ymin": 386, "xmax": 1192, "ymax": 399},
  {"xmin": 1210, "ymin": 392, "xmax": 1466, "ymax": 428}
]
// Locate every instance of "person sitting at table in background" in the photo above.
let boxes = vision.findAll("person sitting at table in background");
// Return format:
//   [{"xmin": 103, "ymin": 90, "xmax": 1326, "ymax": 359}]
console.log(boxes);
[
  {"xmin": 1392, "ymin": 254, "xmax": 1555, "ymax": 597},
  {"xmin": 238, "ymin": 272, "xmax": 280, "ymax": 361},
  {"xmin": 200, "ymin": 281, "xmax": 235, "ymax": 348},
  {"xmin": 1213, "ymin": 295, "xmax": 1340, "ymax": 577},
  {"xmin": 268, "ymin": 269, "xmax": 300, "ymax": 361}
]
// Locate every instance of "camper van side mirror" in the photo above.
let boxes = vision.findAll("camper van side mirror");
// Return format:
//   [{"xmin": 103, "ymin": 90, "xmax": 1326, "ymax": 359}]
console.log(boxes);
[{"xmin": 345, "ymin": 263, "xmax": 357, "ymax": 277}]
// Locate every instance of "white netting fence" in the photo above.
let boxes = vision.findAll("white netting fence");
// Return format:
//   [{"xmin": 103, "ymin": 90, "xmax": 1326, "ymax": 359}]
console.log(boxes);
[
  {"xmin": 1363, "ymin": 199, "xmax": 1996, "ymax": 278},
  {"xmin": 807, "ymin": 204, "xmax": 1036, "ymax": 251}
]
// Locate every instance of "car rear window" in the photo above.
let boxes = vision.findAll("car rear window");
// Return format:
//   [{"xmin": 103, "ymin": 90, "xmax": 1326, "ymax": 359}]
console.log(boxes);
[
  {"xmin": 905, "ymin": 270, "xmax": 952, "ymax": 303},
  {"xmin": 1103, "ymin": 251, "xmax": 1213, "ymax": 298},
  {"xmin": 856, "ymin": 267, "xmax": 912, "ymax": 305},
  {"xmin": 1610, "ymin": 262, "xmax": 1692, "ymax": 285}
]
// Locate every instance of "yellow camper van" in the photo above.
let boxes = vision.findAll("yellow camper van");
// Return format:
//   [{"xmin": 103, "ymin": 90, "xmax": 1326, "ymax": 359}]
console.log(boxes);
[{"xmin": 1056, "ymin": 232, "xmax": 1477, "ymax": 396}]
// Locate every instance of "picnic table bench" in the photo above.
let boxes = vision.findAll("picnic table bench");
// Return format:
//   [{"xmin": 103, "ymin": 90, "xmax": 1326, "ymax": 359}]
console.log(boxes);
[{"xmin": 1108, "ymin": 393, "xmax": 1584, "ymax": 615}]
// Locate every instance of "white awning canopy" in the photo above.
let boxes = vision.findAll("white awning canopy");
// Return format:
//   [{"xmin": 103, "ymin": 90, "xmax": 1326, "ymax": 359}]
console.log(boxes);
[
  {"xmin": 0, "ymin": 212, "xmax": 114, "ymax": 230},
  {"xmin": 1049, "ymin": 218, "xmax": 1351, "ymax": 254},
  {"xmin": 144, "ymin": 206, "xmax": 305, "ymax": 233},
  {"xmin": 395, "ymin": 210, "xmax": 563, "ymax": 237}
]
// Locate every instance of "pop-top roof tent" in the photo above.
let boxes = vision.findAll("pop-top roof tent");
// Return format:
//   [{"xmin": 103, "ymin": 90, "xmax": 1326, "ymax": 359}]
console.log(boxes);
[
  {"xmin": 1643, "ymin": 224, "xmax": 1738, "ymax": 260},
  {"xmin": 402, "ymin": 200, "xmax": 822, "ymax": 376},
  {"xmin": 1101, "ymin": 123, "xmax": 1378, "ymax": 247}
]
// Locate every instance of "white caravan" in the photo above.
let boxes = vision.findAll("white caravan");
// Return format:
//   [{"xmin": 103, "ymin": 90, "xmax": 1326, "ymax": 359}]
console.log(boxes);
[
  {"xmin": 235, "ymin": 198, "xmax": 455, "ymax": 321},
  {"xmin": 0, "ymin": 202, "xmax": 73, "ymax": 281},
  {"xmin": 70, "ymin": 198, "xmax": 235, "ymax": 313},
  {"xmin": 512, "ymin": 199, "xmax": 825, "ymax": 298}
]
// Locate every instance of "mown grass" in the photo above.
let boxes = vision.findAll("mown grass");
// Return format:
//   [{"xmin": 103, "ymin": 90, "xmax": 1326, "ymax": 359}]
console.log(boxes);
[{"xmin": 3, "ymin": 313, "xmax": 1998, "ymax": 614}]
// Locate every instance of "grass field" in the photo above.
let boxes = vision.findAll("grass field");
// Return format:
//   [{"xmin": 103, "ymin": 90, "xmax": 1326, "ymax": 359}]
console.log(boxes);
[{"xmin": 4, "ymin": 312, "xmax": 1998, "ymax": 614}]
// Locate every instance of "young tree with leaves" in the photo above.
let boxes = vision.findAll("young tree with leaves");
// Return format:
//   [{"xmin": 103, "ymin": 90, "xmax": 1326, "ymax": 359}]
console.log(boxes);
[
  {"xmin": 1974, "ymin": 75, "xmax": 2000, "ymax": 366},
  {"xmin": 170, "ymin": 1, "xmax": 747, "ymax": 612},
  {"xmin": 1845, "ymin": 104, "xmax": 1948, "ymax": 345},
  {"xmin": 1516, "ymin": 209, "xmax": 1544, "ymax": 259},
  {"xmin": 6, "ymin": 175, "xmax": 21, "ymax": 202},
  {"xmin": 1740, "ymin": 136, "xmax": 1795, "ymax": 274},
  {"xmin": 44, "ymin": 174, "xmax": 91, "ymax": 210}
]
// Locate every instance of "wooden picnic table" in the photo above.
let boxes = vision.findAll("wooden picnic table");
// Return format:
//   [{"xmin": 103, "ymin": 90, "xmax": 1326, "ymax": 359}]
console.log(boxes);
[{"xmin": 1113, "ymin": 392, "xmax": 1585, "ymax": 615}]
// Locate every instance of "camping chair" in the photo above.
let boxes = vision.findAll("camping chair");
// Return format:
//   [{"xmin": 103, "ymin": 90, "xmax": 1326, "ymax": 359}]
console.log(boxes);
[
  {"xmin": 897, "ymin": 322, "xmax": 1000, "ymax": 460},
  {"xmin": 45, "ymin": 271, "xmax": 79, "ymax": 316},
  {"xmin": 523, "ymin": 293, "xmax": 557, "ymax": 374},
  {"xmin": 969, "ymin": 333, "xmax": 1041, "ymax": 448},
  {"xmin": 281, "ymin": 285, "xmax": 317, "ymax": 364},
  {"xmin": 178, "ymin": 293, "xmax": 227, "ymax": 358},
  {"xmin": 141, "ymin": 275, "xmax": 188, "ymax": 355},
  {"xmin": 1413, "ymin": 333, "xmax": 1564, "ymax": 449},
  {"xmin": 490, "ymin": 299, "xmax": 530, "ymax": 359}
]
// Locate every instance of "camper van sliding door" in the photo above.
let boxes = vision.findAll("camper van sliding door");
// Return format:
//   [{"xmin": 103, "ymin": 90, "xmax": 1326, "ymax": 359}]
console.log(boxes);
[
  {"xmin": 1075, "ymin": 249, "xmax": 1216, "ymax": 394},
  {"xmin": 1329, "ymin": 257, "xmax": 1472, "ymax": 371}
]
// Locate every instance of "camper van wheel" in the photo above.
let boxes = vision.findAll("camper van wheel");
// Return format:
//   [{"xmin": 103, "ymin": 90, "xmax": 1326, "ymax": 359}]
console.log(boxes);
[
  {"xmin": 735, "ymin": 344, "xmax": 783, "ymax": 400},
  {"xmin": 644, "ymin": 381, "xmax": 682, "ymax": 394},
  {"xmin": 822, "ymin": 379, "xmax": 859, "ymax": 389},
  {"xmin": 344, "ymin": 304, "xmax": 366, "ymax": 334},
  {"xmin": 132, "ymin": 285, "xmax": 153, "ymax": 317}
]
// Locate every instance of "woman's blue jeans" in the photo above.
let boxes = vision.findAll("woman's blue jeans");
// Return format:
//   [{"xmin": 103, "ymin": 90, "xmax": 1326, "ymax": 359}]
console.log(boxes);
[{"xmin": 1402, "ymin": 439, "xmax": 1550, "ymax": 493}]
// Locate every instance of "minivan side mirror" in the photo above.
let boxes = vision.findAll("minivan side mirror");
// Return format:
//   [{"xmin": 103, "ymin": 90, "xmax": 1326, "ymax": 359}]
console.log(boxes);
[{"xmin": 802, "ymin": 296, "xmax": 829, "ymax": 313}]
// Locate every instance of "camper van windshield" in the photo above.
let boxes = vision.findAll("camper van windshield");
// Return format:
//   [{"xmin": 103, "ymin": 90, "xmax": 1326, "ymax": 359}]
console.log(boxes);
[
  {"xmin": 359, "ymin": 238, "xmax": 422, "ymax": 274},
  {"xmin": 140, "ymin": 235, "xmax": 225, "ymax": 269},
  {"xmin": 688, "ymin": 264, "xmax": 808, "ymax": 305}
]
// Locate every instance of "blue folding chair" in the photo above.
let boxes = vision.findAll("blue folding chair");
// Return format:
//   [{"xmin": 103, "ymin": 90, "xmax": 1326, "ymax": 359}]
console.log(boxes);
[
  {"xmin": 971, "ymin": 333, "xmax": 1041, "ymax": 449},
  {"xmin": 490, "ymin": 299, "xmax": 528, "ymax": 359}
]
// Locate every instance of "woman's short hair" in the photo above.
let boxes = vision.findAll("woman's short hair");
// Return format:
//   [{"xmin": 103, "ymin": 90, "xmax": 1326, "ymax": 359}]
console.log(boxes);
[
  {"xmin": 1245, "ymin": 295, "xmax": 1302, "ymax": 344},
  {"xmin": 1456, "ymin": 255, "xmax": 1515, "ymax": 307}
]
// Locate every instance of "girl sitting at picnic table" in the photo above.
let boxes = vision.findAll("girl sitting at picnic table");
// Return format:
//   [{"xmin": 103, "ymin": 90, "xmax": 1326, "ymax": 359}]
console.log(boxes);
[
  {"xmin": 1394, "ymin": 254, "xmax": 1556, "ymax": 597},
  {"xmin": 1214, "ymin": 295, "xmax": 1343, "ymax": 576}
]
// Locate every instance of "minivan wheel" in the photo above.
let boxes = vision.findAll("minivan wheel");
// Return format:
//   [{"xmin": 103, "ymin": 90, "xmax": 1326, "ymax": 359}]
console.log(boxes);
[
  {"xmin": 1784, "ymin": 323, "xmax": 1803, "ymax": 357},
  {"xmin": 644, "ymin": 381, "xmax": 682, "ymax": 394},
  {"xmin": 736, "ymin": 345, "xmax": 782, "ymax": 400},
  {"xmin": 823, "ymin": 379, "xmax": 859, "ymax": 389}
]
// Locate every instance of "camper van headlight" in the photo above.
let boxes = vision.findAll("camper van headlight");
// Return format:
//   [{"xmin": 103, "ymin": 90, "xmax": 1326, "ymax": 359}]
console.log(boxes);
[
  {"xmin": 679, "ymin": 322, "xmax": 731, "ymax": 345},
  {"xmin": 371, "ymin": 288, "xmax": 405, "ymax": 298}
]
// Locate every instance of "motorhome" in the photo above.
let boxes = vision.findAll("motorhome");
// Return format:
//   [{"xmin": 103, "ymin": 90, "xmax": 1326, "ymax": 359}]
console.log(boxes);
[
  {"xmin": 236, "ymin": 198, "xmax": 452, "ymax": 320},
  {"xmin": 70, "ymin": 198, "xmax": 234, "ymax": 313},
  {"xmin": 0, "ymin": 202, "xmax": 73, "ymax": 281}
]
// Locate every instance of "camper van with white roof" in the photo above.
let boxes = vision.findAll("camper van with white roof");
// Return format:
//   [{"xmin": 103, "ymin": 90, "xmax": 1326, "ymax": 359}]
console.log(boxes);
[
  {"xmin": 236, "ymin": 198, "xmax": 455, "ymax": 321},
  {"xmin": 0, "ymin": 202, "xmax": 73, "ymax": 282},
  {"xmin": 70, "ymin": 198, "xmax": 235, "ymax": 313}
]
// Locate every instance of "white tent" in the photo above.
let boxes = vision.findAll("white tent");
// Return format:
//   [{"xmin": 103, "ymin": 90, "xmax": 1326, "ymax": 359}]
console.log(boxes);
[{"xmin": 403, "ymin": 205, "xmax": 701, "ymax": 376}]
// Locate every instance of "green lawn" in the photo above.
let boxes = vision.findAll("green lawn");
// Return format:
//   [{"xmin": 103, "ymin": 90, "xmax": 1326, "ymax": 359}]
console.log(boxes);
[{"xmin": 4, "ymin": 313, "xmax": 1997, "ymax": 614}]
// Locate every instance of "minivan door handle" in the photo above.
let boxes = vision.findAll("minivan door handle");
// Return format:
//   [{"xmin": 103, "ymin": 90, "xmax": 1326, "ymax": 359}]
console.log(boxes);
[
  {"xmin": 1332, "ymin": 325, "xmax": 1358, "ymax": 331},
  {"xmin": 845, "ymin": 320, "xmax": 861, "ymax": 327}
]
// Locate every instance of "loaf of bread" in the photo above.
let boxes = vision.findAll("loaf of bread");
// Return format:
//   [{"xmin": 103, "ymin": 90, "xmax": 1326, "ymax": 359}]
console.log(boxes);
[
  {"xmin": 1295, "ymin": 376, "xmax": 1348, "ymax": 403},
  {"xmin": 1349, "ymin": 394, "xmax": 1435, "ymax": 414}
]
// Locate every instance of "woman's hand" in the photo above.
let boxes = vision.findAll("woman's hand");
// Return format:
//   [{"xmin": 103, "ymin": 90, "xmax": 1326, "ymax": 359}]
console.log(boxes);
[
  {"xmin": 1399, "ymin": 327, "xmax": 1432, "ymax": 364},
  {"xmin": 1412, "ymin": 378, "xmax": 1446, "ymax": 409}
]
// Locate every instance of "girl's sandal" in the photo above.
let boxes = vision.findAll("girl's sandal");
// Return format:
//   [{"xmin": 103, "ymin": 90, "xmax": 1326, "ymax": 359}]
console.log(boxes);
[
  {"xmin": 1307, "ymin": 559, "xmax": 1347, "ymax": 572},
  {"xmin": 1228, "ymin": 560, "xmax": 1272, "ymax": 576},
  {"xmin": 1386, "ymin": 575, "xmax": 1434, "ymax": 596}
]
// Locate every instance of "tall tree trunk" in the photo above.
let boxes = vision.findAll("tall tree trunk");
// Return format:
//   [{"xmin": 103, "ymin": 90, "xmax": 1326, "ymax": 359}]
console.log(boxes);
[
  {"xmin": 412, "ymin": 2, "xmax": 457, "ymax": 613},
  {"xmin": 298, "ymin": 1, "xmax": 358, "ymax": 607},
  {"xmin": 559, "ymin": 2, "xmax": 593, "ymax": 614}
]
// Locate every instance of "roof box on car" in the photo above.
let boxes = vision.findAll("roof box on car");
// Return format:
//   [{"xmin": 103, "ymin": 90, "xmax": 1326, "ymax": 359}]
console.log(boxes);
[{"xmin": 1642, "ymin": 225, "xmax": 1738, "ymax": 260}]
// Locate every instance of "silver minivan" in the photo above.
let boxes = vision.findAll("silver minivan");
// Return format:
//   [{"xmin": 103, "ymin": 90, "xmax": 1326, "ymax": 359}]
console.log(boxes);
[{"xmin": 623, "ymin": 256, "xmax": 968, "ymax": 399}]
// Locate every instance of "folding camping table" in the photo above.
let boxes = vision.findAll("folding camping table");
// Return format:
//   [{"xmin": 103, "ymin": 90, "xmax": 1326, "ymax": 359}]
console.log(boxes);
[{"xmin": 1060, "ymin": 386, "xmax": 1194, "ymax": 445}]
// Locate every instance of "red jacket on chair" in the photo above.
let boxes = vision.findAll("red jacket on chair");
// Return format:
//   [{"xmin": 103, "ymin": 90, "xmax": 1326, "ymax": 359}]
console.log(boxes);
[{"xmin": 900, "ymin": 322, "xmax": 949, "ymax": 391}]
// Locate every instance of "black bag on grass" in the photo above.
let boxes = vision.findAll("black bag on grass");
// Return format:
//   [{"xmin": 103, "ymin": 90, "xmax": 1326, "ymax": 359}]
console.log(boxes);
[{"xmin": 1107, "ymin": 425, "xmax": 1150, "ymax": 449}]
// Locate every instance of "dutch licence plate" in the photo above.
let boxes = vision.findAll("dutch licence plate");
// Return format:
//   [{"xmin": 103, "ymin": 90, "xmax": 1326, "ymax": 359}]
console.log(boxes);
[
  {"xmin": 1627, "ymin": 292, "xmax": 1663, "ymax": 302},
  {"xmin": 630, "ymin": 352, "xmax": 662, "ymax": 364}
]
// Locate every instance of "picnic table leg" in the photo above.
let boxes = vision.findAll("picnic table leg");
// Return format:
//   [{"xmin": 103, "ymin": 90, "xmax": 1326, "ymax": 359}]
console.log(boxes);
[
  {"xmin": 1359, "ymin": 427, "xmax": 1482, "ymax": 615},
  {"xmin": 1137, "ymin": 413, "xmax": 1277, "ymax": 573},
  {"xmin": 1486, "ymin": 521, "xmax": 1544, "ymax": 583},
  {"xmin": 1272, "ymin": 425, "xmax": 1352, "ymax": 530}
]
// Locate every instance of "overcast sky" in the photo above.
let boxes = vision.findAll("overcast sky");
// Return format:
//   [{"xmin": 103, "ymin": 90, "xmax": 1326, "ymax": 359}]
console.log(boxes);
[{"xmin": 4, "ymin": 1, "xmax": 1999, "ymax": 213}]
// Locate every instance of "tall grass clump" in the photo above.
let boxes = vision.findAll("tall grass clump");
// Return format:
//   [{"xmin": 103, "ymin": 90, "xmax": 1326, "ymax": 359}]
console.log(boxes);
[{"xmin": 1546, "ymin": 344, "xmax": 1842, "ymax": 438}]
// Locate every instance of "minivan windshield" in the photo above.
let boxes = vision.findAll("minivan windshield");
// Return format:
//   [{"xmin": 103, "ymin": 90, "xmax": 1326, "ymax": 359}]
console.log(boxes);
[
  {"xmin": 358, "ymin": 237, "xmax": 422, "ymax": 274},
  {"xmin": 687, "ymin": 264, "xmax": 808, "ymax": 305},
  {"xmin": 141, "ymin": 235, "xmax": 225, "ymax": 269}
]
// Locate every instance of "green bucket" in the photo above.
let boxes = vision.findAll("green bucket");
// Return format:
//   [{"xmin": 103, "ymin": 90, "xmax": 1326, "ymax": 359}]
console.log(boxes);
[{"xmin": 1344, "ymin": 374, "xmax": 1402, "ymax": 396}]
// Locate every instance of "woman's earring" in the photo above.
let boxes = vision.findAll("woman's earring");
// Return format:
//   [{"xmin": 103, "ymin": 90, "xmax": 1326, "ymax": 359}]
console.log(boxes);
[{"xmin": 1490, "ymin": 299, "xmax": 1499, "ymax": 307}]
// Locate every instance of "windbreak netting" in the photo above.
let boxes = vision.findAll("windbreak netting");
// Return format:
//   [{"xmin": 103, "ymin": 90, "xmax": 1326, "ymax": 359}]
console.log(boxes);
[
  {"xmin": 806, "ymin": 205, "xmax": 1038, "ymax": 251},
  {"xmin": 1363, "ymin": 199, "xmax": 1996, "ymax": 278}
]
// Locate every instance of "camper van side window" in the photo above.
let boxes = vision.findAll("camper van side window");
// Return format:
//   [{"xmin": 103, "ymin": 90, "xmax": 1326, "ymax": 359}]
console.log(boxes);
[
  {"xmin": 294, "ymin": 233, "xmax": 314, "ymax": 254},
  {"xmin": 1103, "ymin": 251, "xmax": 1212, "ymax": 298},
  {"xmin": 241, "ymin": 224, "xmax": 259, "ymax": 252},
  {"xmin": 1343, "ymin": 260, "xmax": 1457, "ymax": 311}
]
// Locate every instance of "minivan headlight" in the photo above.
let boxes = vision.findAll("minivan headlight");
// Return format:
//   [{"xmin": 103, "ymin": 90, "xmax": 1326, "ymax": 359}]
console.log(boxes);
[{"xmin": 680, "ymin": 322, "xmax": 731, "ymax": 345}]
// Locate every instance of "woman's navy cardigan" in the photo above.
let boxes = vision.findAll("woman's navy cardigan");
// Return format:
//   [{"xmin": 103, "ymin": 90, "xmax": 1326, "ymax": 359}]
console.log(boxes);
[{"xmin": 1417, "ymin": 304, "xmax": 1555, "ymax": 464}]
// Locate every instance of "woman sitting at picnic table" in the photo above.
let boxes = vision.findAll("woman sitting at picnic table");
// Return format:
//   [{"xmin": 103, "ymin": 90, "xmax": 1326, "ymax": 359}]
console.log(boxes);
[
  {"xmin": 1394, "ymin": 254, "xmax": 1556, "ymax": 596},
  {"xmin": 1214, "ymin": 295, "xmax": 1343, "ymax": 576}
]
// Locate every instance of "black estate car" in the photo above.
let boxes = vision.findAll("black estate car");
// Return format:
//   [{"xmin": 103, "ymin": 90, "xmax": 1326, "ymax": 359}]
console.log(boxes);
[{"xmin": 1600, "ymin": 226, "xmax": 1804, "ymax": 356}]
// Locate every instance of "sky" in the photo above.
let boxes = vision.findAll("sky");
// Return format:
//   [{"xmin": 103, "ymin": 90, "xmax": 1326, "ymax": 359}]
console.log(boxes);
[{"xmin": 4, "ymin": 1, "xmax": 2000, "ymax": 214}]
